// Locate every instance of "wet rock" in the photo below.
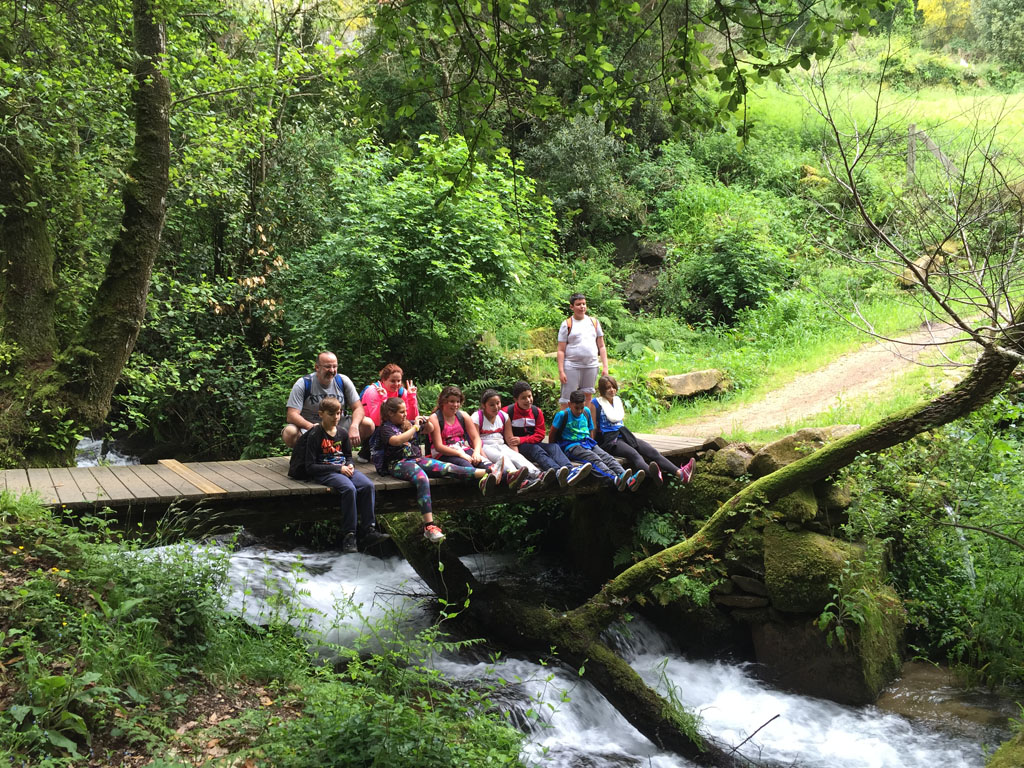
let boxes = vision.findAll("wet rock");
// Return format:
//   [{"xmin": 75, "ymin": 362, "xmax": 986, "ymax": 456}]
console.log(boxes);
[
  {"xmin": 987, "ymin": 730, "xmax": 1024, "ymax": 768},
  {"xmin": 713, "ymin": 594, "xmax": 770, "ymax": 608}
]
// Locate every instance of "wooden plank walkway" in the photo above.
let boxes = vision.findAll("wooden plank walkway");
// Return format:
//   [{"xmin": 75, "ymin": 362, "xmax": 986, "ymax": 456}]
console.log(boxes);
[{"xmin": 0, "ymin": 435, "xmax": 713, "ymax": 513}]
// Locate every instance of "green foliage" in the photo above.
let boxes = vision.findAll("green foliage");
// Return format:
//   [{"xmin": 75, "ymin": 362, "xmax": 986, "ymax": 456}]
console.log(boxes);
[
  {"xmin": 974, "ymin": 0, "xmax": 1024, "ymax": 70},
  {"xmin": 841, "ymin": 394, "xmax": 1024, "ymax": 684},
  {"xmin": 659, "ymin": 217, "xmax": 795, "ymax": 325},
  {"xmin": 0, "ymin": 493, "xmax": 527, "ymax": 765},
  {"xmin": 276, "ymin": 135, "xmax": 556, "ymax": 379}
]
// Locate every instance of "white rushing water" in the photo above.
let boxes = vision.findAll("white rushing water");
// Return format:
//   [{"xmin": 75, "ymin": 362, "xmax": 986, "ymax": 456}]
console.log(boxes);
[
  {"xmin": 221, "ymin": 547, "xmax": 993, "ymax": 768},
  {"xmin": 75, "ymin": 437, "xmax": 138, "ymax": 467}
]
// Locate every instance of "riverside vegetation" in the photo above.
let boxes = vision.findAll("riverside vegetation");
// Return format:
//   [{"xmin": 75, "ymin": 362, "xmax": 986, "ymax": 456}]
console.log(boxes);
[{"xmin": 2, "ymin": 0, "xmax": 1024, "ymax": 764}]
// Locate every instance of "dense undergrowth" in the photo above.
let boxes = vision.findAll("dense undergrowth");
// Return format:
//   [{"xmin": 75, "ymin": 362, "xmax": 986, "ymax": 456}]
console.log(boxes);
[
  {"xmin": 838, "ymin": 390, "xmax": 1024, "ymax": 686},
  {"xmin": 0, "ymin": 495, "xmax": 524, "ymax": 766}
]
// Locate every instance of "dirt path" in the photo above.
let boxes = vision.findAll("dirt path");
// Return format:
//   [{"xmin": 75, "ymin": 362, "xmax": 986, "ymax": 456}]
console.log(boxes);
[{"xmin": 657, "ymin": 322, "xmax": 968, "ymax": 438}]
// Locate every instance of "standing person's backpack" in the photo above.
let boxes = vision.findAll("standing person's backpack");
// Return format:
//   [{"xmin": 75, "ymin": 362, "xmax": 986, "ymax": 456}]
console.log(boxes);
[{"xmin": 564, "ymin": 315, "xmax": 599, "ymax": 338}]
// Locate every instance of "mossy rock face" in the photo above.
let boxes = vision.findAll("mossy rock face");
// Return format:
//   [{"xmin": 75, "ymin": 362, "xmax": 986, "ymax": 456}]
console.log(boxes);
[
  {"xmin": 764, "ymin": 523, "xmax": 860, "ymax": 614},
  {"xmin": 527, "ymin": 326, "xmax": 558, "ymax": 351},
  {"xmin": 766, "ymin": 486, "xmax": 818, "ymax": 525},
  {"xmin": 751, "ymin": 598, "xmax": 904, "ymax": 705},
  {"xmin": 709, "ymin": 444, "xmax": 755, "ymax": 478},
  {"xmin": 749, "ymin": 426, "xmax": 860, "ymax": 478},
  {"xmin": 988, "ymin": 729, "xmax": 1024, "ymax": 768},
  {"xmin": 856, "ymin": 583, "xmax": 906, "ymax": 697},
  {"xmin": 657, "ymin": 466, "xmax": 746, "ymax": 520}
]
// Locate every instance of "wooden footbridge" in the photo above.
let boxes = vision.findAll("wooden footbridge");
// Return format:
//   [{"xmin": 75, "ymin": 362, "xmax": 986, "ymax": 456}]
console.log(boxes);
[{"xmin": 0, "ymin": 434, "xmax": 716, "ymax": 529}]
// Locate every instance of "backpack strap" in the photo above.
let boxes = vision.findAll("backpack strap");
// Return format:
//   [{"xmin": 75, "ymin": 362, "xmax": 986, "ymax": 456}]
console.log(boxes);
[{"xmin": 565, "ymin": 315, "xmax": 598, "ymax": 337}]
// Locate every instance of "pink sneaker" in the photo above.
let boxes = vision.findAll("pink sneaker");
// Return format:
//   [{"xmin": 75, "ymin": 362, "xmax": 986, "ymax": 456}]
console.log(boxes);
[
  {"xmin": 678, "ymin": 458, "xmax": 696, "ymax": 483},
  {"xmin": 423, "ymin": 524, "xmax": 446, "ymax": 543}
]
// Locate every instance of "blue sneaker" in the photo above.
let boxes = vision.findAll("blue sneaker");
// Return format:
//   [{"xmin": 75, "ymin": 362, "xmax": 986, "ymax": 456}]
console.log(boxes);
[
  {"xmin": 566, "ymin": 463, "xmax": 592, "ymax": 487},
  {"xmin": 615, "ymin": 471, "xmax": 630, "ymax": 491},
  {"xmin": 626, "ymin": 469, "xmax": 646, "ymax": 492}
]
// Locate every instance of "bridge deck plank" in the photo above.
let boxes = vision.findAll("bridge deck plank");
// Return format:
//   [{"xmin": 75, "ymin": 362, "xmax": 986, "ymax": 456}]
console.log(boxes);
[{"xmin": 4, "ymin": 433, "xmax": 713, "ymax": 512}]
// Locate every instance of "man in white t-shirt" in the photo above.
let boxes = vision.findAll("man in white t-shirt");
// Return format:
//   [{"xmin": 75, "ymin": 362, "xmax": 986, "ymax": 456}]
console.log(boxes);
[
  {"xmin": 281, "ymin": 351, "xmax": 373, "ymax": 449},
  {"xmin": 556, "ymin": 293, "xmax": 609, "ymax": 408}
]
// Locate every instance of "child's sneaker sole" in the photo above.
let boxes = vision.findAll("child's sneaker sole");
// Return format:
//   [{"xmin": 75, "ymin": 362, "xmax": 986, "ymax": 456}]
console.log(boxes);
[
  {"xmin": 648, "ymin": 461, "xmax": 663, "ymax": 486},
  {"xmin": 479, "ymin": 473, "xmax": 497, "ymax": 496},
  {"xmin": 628, "ymin": 468, "xmax": 646, "ymax": 492},
  {"xmin": 556, "ymin": 466, "xmax": 571, "ymax": 487},
  {"xmin": 542, "ymin": 469, "xmax": 559, "ymax": 488}
]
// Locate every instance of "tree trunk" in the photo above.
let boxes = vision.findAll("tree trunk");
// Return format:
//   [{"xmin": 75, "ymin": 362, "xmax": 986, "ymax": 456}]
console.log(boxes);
[
  {"xmin": 0, "ymin": 133, "xmax": 59, "ymax": 369},
  {"xmin": 60, "ymin": 0, "xmax": 170, "ymax": 431}
]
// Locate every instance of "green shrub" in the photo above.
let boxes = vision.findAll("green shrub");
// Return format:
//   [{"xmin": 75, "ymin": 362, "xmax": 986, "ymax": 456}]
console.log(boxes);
[{"xmin": 658, "ymin": 218, "xmax": 794, "ymax": 325}]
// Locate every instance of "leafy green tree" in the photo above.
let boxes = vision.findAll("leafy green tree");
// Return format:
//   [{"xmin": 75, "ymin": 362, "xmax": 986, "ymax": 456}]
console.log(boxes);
[
  {"xmin": 1, "ymin": 0, "xmax": 169, "ymax": 466},
  {"xmin": 973, "ymin": 0, "xmax": 1024, "ymax": 69},
  {"xmin": 275, "ymin": 135, "xmax": 556, "ymax": 375}
]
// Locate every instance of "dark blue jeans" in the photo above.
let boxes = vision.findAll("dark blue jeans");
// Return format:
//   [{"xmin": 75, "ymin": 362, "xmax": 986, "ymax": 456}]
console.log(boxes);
[
  {"xmin": 518, "ymin": 442, "xmax": 573, "ymax": 471},
  {"xmin": 319, "ymin": 469, "xmax": 376, "ymax": 534}
]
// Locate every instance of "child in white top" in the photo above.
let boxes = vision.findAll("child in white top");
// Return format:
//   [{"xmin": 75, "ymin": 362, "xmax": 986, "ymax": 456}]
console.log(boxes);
[{"xmin": 472, "ymin": 389, "xmax": 556, "ymax": 494}]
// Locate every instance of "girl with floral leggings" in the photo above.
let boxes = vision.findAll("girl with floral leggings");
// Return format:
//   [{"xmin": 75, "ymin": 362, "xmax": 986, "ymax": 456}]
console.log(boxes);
[{"xmin": 369, "ymin": 396, "xmax": 497, "ymax": 542}]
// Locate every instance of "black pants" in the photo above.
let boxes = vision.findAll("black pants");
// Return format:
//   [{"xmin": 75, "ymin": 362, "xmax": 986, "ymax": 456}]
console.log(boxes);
[{"xmin": 603, "ymin": 433, "xmax": 679, "ymax": 476}]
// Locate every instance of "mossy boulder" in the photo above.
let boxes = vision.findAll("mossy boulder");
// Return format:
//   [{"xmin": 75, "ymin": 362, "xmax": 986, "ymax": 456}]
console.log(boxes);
[
  {"xmin": 764, "ymin": 523, "xmax": 860, "ymax": 613},
  {"xmin": 766, "ymin": 486, "xmax": 818, "ymax": 525},
  {"xmin": 751, "ymin": 589, "xmax": 904, "ymax": 705},
  {"xmin": 749, "ymin": 426, "xmax": 860, "ymax": 478},
  {"xmin": 988, "ymin": 729, "xmax": 1024, "ymax": 768},
  {"xmin": 527, "ymin": 326, "xmax": 558, "ymax": 350},
  {"xmin": 709, "ymin": 443, "xmax": 755, "ymax": 478}
]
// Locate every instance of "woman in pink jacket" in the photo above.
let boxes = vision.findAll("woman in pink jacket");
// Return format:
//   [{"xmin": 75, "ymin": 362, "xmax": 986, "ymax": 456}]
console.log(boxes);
[{"xmin": 358, "ymin": 363, "xmax": 419, "ymax": 461}]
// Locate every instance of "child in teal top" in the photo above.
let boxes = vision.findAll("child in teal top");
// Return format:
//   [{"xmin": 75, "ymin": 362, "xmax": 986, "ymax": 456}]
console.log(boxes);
[{"xmin": 549, "ymin": 390, "xmax": 645, "ymax": 492}]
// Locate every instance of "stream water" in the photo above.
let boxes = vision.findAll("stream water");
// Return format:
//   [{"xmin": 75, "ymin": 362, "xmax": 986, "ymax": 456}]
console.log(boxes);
[{"xmin": 220, "ymin": 545, "xmax": 1013, "ymax": 768}]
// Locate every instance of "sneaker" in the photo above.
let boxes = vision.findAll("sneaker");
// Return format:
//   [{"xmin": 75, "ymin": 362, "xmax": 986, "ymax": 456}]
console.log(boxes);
[
  {"xmin": 479, "ymin": 473, "xmax": 497, "ymax": 496},
  {"xmin": 566, "ymin": 463, "xmax": 592, "ymax": 487},
  {"xmin": 627, "ymin": 468, "xmax": 646, "ymax": 492},
  {"xmin": 678, "ymin": 457, "xmax": 696, "ymax": 483},
  {"xmin": 359, "ymin": 527, "xmax": 391, "ymax": 549},
  {"xmin": 648, "ymin": 461, "xmax": 664, "ymax": 486},
  {"xmin": 423, "ymin": 524, "xmax": 446, "ymax": 543},
  {"xmin": 615, "ymin": 471, "xmax": 631, "ymax": 491},
  {"xmin": 341, "ymin": 532, "xmax": 358, "ymax": 554},
  {"xmin": 356, "ymin": 445, "xmax": 371, "ymax": 464},
  {"xmin": 556, "ymin": 465, "xmax": 571, "ymax": 488},
  {"xmin": 517, "ymin": 477, "xmax": 542, "ymax": 494},
  {"xmin": 541, "ymin": 468, "xmax": 559, "ymax": 488},
  {"xmin": 506, "ymin": 466, "xmax": 529, "ymax": 490}
]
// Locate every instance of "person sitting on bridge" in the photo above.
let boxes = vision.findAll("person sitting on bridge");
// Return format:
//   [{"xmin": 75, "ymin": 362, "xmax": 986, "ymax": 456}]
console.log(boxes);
[
  {"xmin": 371, "ymin": 397, "xmax": 498, "ymax": 543},
  {"xmin": 591, "ymin": 375, "xmax": 696, "ymax": 486},
  {"xmin": 357, "ymin": 362, "xmax": 420, "ymax": 462},
  {"xmin": 298, "ymin": 397, "xmax": 389, "ymax": 554},
  {"xmin": 471, "ymin": 389, "xmax": 555, "ymax": 495},
  {"xmin": 428, "ymin": 385, "xmax": 521, "ymax": 488},
  {"xmin": 282, "ymin": 351, "xmax": 373, "ymax": 451},
  {"xmin": 550, "ymin": 390, "xmax": 644, "ymax": 492},
  {"xmin": 505, "ymin": 381, "xmax": 591, "ymax": 488}
]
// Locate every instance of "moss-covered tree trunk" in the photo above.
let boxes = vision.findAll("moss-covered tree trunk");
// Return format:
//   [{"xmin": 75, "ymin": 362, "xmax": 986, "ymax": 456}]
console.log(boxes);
[
  {"xmin": 387, "ymin": 341, "xmax": 1020, "ymax": 765},
  {"xmin": 0, "ymin": 120, "xmax": 59, "ymax": 369},
  {"xmin": 0, "ymin": 0, "xmax": 170, "ymax": 467},
  {"xmin": 59, "ymin": 0, "xmax": 170, "ymax": 432}
]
